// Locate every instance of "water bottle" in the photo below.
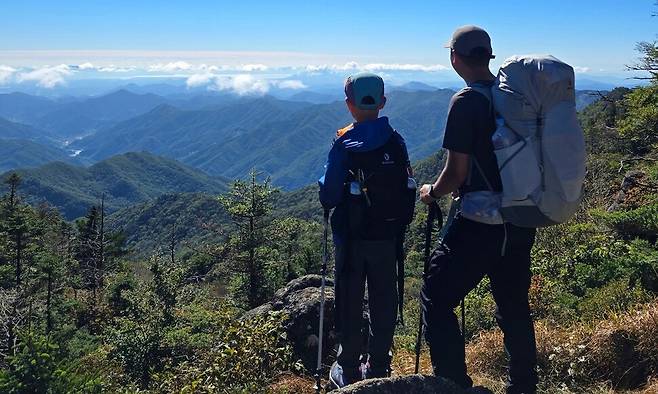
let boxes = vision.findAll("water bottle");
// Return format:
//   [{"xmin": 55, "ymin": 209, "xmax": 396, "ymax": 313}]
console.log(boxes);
[
  {"xmin": 492, "ymin": 115, "xmax": 520, "ymax": 149},
  {"xmin": 407, "ymin": 177, "xmax": 417, "ymax": 190},
  {"xmin": 350, "ymin": 181, "xmax": 362, "ymax": 195},
  {"xmin": 348, "ymin": 181, "xmax": 365, "ymax": 237},
  {"xmin": 402, "ymin": 177, "xmax": 417, "ymax": 224}
]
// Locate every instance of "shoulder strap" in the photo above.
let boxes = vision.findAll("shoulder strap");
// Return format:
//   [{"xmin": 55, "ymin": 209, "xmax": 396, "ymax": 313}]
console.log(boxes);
[
  {"xmin": 464, "ymin": 84, "xmax": 494, "ymax": 116},
  {"xmin": 461, "ymin": 84, "xmax": 496, "ymax": 192}
]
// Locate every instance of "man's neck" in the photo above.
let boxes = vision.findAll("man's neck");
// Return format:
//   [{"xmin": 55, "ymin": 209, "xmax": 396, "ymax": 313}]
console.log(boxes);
[{"xmin": 463, "ymin": 69, "xmax": 495, "ymax": 85}]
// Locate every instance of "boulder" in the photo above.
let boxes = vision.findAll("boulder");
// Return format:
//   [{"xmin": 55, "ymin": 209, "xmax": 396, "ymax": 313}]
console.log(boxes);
[
  {"xmin": 608, "ymin": 170, "xmax": 653, "ymax": 212},
  {"xmin": 331, "ymin": 375, "xmax": 484, "ymax": 394},
  {"xmin": 244, "ymin": 274, "xmax": 337, "ymax": 371}
]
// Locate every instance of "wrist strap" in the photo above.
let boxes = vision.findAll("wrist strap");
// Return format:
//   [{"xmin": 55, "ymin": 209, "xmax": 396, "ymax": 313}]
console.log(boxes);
[{"xmin": 429, "ymin": 184, "xmax": 438, "ymax": 199}]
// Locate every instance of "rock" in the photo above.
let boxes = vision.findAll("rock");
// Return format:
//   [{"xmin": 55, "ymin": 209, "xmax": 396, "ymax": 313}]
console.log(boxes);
[
  {"xmin": 244, "ymin": 274, "xmax": 337, "ymax": 371},
  {"xmin": 608, "ymin": 170, "xmax": 653, "ymax": 212},
  {"xmin": 331, "ymin": 375, "xmax": 468, "ymax": 394}
]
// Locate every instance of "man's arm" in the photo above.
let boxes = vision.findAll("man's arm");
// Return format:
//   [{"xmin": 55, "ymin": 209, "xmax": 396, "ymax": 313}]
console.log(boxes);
[
  {"xmin": 419, "ymin": 149, "xmax": 469, "ymax": 204},
  {"xmin": 419, "ymin": 91, "xmax": 476, "ymax": 204},
  {"xmin": 318, "ymin": 142, "xmax": 349, "ymax": 210}
]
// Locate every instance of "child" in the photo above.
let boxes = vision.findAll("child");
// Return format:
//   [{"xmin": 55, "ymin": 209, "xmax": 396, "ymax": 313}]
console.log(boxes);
[{"xmin": 319, "ymin": 72, "xmax": 414, "ymax": 388}]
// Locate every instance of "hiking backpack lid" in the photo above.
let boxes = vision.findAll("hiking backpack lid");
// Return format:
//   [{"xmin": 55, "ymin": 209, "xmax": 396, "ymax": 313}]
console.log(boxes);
[{"xmin": 471, "ymin": 55, "xmax": 586, "ymax": 227}]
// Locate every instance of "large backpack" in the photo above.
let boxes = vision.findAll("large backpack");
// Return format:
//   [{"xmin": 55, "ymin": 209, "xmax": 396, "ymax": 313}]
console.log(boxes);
[
  {"xmin": 471, "ymin": 55, "xmax": 586, "ymax": 227},
  {"xmin": 346, "ymin": 135, "xmax": 415, "ymax": 239}
]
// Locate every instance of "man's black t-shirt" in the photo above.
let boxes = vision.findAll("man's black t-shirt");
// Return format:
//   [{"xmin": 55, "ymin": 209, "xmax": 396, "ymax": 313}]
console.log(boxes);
[{"xmin": 442, "ymin": 81, "xmax": 502, "ymax": 194}]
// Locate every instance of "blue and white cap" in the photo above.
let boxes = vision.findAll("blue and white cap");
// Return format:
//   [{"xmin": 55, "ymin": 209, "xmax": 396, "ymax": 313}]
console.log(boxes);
[{"xmin": 344, "ymin": 72, "xmax": 385, "ymax": 110}]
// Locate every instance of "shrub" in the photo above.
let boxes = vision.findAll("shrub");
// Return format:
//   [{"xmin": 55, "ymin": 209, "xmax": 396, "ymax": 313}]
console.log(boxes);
[
  {"xmin": 597, "ymin": 202, "xmax": 658, "ymax": 242},
  {"xmin": 153, "ymin": 308, "xmax": 294, "ymax": 393},
  {"xmin": 0, "ymin": 332, "xmax": 102, "ymax": 393}
]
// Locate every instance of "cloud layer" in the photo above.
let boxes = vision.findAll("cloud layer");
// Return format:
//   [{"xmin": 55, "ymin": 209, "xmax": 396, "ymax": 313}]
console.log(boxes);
[
  {"xmin": 16, "ymin": 64, "xmax": 73, "ymax": 88},
  {"xmin": 186, "ymin": 73, "xmax": 307, "ymax": 95},
  {"xmin": 0, "ymin": 61, "xmax": 452, "ymax": 93}
]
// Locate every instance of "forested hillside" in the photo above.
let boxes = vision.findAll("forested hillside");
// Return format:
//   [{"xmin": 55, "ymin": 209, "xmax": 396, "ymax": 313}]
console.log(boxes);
[
  {"xmin": 0, "ymin": 152, "xmax": 228, "ymax": 220},
  {"xmin": 71, "ymin": 89, "xmax": 454, "ymax": 189}
]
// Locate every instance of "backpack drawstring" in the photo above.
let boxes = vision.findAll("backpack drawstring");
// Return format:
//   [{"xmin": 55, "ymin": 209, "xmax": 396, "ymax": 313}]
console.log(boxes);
[{"xmin": 501, "ymin": 222, "xmax": 508, "ymax": 257}]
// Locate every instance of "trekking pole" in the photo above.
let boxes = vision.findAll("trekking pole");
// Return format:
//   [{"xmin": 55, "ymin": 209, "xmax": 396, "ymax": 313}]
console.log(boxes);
[
  {"xmin": 461, "ymin": 299, "xmax": 466, "ymax": 344},
  {"xmin": 314, "ymin": 209, "xmax": 330, "ymax": 393},
  {"xmin": 396, "ymin": 231, "xmax": 406, "ymax": 326},
  {"xmin": 414, "ymin": 202, "xmax": 442, "ymax": 374}
]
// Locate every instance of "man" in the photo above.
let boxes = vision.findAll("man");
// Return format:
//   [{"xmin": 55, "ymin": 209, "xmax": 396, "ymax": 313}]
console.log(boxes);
[
  {"xmin": 419, "ymin": 26, "xmax": 539, "ymax": 394},
  {"xmin": 319, "ymin": 72, "xmax": 414, "ymax": 387}
]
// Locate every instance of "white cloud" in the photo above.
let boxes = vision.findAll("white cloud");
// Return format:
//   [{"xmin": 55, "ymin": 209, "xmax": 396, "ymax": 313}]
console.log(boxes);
[
  {"xmin": 216, "ymin": 74, "xmax": 270, "ymax": 95},
  {"xmin": 274, "ymin": 79, "xmax": 307, "ymax": 89},
  {"xmin": 363, "ymin": 63, "xmax": 448, "ymax": 72},
  {"xmin": 186, "ymin": 73, "xmax": 271, "ymax": 95},
  {"xmin": 241, "ymin": 64, "xmax": 268, "ymax": 72},
  {"xmin": 148, "ymin": 61, "xmax": 193, "ymax": 73},
  {"xmin": 303, "ymin": 62, "xmax": 448, "ymax": 73},
  {"xmin": 78, "ymin": 62, "xmax": 95, "ymax": 70},
  {"xmin": 573, "ymin": 66, "xmax": 590, "ymax": 73},
  {"xmin": 0, "ymin": 65, "xmax": 16, "ymax": 84},
  {"xmin": 186, "ymin": 73, "xmax": 216, "ymax": 88},
  {"xmin": 16, "ymin": 64, "xmax": 73, "ymax": 88},
  {"xmin": 97, "ymin": 65, "xmax": 135, "ymax": 72}
]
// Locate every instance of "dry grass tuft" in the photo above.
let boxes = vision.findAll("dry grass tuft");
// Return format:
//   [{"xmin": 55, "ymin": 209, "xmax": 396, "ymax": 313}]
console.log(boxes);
[
  {"xmin": 589, "ymin": 303, "xmax": 658, "ymax": 389},
  {"xmin": 466, "ymin": 301, "xmax": 658, "ymax": 392},
  {"xmin": 267, "ymin": 372, "xmax": 316, "ymax": 394}
]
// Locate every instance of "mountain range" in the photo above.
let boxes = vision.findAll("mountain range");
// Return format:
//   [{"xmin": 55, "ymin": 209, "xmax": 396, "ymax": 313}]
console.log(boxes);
[
  {"xmin": 1, "ymin": 151, "xmax": 228, "ymax": 220},
  {"xmin": 67, "ymin": 88, "xmax": 454, "ymax": 189},
  {"xmin": 0, "ymin": 85, "xmax": 602, "ymax": 192}
]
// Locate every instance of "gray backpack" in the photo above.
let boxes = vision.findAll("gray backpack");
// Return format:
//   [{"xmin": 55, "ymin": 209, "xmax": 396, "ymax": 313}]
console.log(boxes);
[{"xmin": 471, "ymin": 55, "xmax": 586, "ymax": 227}]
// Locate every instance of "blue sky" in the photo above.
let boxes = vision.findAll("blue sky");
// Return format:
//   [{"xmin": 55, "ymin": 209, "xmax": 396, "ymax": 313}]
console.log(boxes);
[{"xmin": 0, "ymin": 1, "xmax": 656, "ymax": 92}]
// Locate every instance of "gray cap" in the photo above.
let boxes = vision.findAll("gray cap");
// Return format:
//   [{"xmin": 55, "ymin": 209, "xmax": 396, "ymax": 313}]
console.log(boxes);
[
  {"xmin": 445, "ymin": 25, "xmax": 495, "ymax": 59},
  {"xmin": 344, "ymin": 72, "xmax": 385, "ymax": 110}
]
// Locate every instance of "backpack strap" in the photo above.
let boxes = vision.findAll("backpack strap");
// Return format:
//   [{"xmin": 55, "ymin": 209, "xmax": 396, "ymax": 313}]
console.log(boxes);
[{"xmin": 461, "ymin": 84, "xmax": 496, "ymax": 193}]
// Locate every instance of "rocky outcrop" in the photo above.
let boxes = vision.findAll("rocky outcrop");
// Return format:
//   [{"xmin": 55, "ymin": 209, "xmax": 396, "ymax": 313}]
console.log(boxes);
[
  {"xmin": 608, "ymin": 170, "xmax": 655, "ymax": 211},
  {"xmin": 244, "ymin": 274, "xmax": 336, "ymax": 371},
  {"xmin": 331, "ymin": 375, "xmax": 493, "ymax": 394}
]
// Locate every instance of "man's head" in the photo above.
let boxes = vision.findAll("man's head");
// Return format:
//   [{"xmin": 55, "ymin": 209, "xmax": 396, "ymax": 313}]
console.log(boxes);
[
  {"xmin": 445, "ymin": 25, "xmax": 495, "ymax": 81},
  {"xmin": 344, "ymin": 72, "xmax": 386, "ymax": 122}
]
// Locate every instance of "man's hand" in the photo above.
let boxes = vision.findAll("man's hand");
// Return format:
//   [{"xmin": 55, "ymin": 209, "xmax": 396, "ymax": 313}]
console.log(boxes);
[{"xmin": 420, "ymin": 184, "xmax": 437, "ymax": 205}]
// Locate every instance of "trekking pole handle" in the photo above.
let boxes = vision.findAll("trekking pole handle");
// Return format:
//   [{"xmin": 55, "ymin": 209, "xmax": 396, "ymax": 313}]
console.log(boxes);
[{"xmin": 423, "ymin": 202, "xmax": 442, "ymax": 273}]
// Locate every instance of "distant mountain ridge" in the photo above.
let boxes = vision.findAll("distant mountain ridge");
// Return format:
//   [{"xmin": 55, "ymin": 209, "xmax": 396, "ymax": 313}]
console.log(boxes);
[
  {"xmin": 70, "ymin": 89, "xmax": 455, "ymax": 189},
  {"xmin": 0, "ymin": 138, "xmax": 77, "ymax": 173},
  {"xmin": 1, "ymin": 151, "xmax": 228, "ymax": 220}
]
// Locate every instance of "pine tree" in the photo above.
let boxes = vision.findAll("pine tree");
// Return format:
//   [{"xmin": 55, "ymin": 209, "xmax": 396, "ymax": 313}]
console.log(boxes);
[
  {"xmin": 219, "ymin": 170, "xmax": 278, "ymax": 308},
  {"xmin": 74, "ymin": 196, "xmax": 125, "ymax": 328}
]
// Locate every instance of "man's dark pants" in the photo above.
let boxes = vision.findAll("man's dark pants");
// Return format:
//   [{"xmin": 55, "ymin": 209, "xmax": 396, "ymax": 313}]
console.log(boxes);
[
  {"xmin": 335, "ymin": 239, "xmax": 397, "ymax": 377},
  {"xmin": 421, "ymin": 216, "xmax": 538, "ymax": 394}
]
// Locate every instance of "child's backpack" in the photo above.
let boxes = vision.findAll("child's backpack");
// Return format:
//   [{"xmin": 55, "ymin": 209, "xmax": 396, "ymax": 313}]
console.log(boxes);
[
  {"xmin": 346, "ymin": 135, "xmax": 415, "ymax": 239},
  {"xmin": 470, "ymin": 55, "xmax": 586, "ymax": 227}
]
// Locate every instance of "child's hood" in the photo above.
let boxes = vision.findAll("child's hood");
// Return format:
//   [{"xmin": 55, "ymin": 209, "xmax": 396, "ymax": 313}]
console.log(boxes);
[{"xmin": 334, "ymin": 116, "xmax": 394, "ymax": 152}]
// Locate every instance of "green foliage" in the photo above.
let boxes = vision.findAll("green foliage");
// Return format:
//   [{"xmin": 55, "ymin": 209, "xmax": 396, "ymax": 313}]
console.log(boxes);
[
  {"xmin": 617, "ymin": 85, "xmax": 658, "ymax": 154},
  {"xmin": 219, "ymin": 170, "xmax": 280, "ymax": 308},
  {"xmin": 596, "ymin": 201, "xmax": 658, "ymax": 241},
  {"xmin": 630, "ymin": 40, "xmax": 658, "ymax": 82},
  {"xmin": 107, "ymin": 192, "xmax": 230, "ymax": 258},
  {"xmin": 154, "ymin": 308, "xmax": 294, "ymax": 393},
  {"xmin": 0, "ymin": 332, "xmax": 101, "ymax": 393},
  {"xmin": 577, "ymin": 278, "xmax": 651, "ymax": 321}
]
